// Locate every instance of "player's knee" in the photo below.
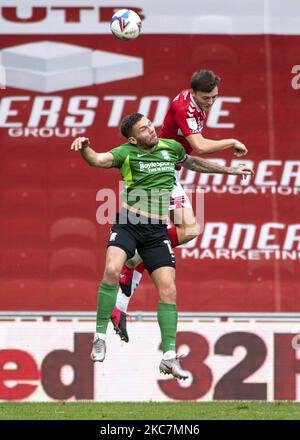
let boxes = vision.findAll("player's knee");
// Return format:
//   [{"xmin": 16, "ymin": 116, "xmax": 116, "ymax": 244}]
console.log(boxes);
[
  {"xmin": 182, "ymin": 222, "xmax": 201, "ymax": 242},
  {"xmin": 103, "ymin": 264, "xmax": 120, "ymax": 284},
  {"xmin": 159, "ymin": 282, "xmax": 176, "ymax": 303}
]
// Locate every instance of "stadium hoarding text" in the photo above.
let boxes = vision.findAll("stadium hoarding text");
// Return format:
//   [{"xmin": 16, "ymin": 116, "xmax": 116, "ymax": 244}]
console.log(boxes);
[
  {"xmin": 0, "ymin": 0, "xmax": 300, "ymax": 35},
  {"xmin": 1, "ymin": 322, "xmax": 300, "ymax": 402},
  {"xmin": 0, "ymin": 94, "xmax": 238, "ymax": 131},
  {"xmin": 180, "ymin": 222, "xmax": 300, "ymax": 259}
]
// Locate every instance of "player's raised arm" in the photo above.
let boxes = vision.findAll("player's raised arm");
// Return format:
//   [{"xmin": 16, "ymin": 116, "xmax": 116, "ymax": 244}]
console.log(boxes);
[
  {"xmin": 186, "ymin": 133, "xmax": 248, "ymax": 157},
  {"xmin": 71, "ymin": 137, "xmax": 114, "ymax": 168},
  {"xmin": 182, "ymin": 155, "xmax": 254, "ymax": 177}
]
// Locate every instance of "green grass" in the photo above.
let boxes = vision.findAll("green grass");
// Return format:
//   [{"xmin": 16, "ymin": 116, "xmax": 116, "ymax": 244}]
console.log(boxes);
[{"xmin": 0, "ymin": 402, "xmax": 300, "ymax": 420}]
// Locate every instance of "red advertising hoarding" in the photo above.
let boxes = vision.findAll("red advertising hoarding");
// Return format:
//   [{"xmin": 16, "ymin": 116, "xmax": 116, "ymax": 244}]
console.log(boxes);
[{"xmin": 1, "ymin": 322, "xmax": 300, "ymax": 402}]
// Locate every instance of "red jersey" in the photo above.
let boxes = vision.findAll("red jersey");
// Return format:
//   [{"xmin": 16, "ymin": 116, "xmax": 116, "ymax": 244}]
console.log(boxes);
[{"xmin": 160, "ymin": 89, "xmax": 206, "ymax": 155}]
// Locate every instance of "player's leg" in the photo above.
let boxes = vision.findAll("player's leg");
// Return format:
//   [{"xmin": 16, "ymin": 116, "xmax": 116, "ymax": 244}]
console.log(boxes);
[
  {"xmin": 92, "ymin": 224, "xmax": 136, "ymax": 362},
  {"xmin": 112, "ymin": 195, "xmax": 193, "ymax": 316},
  {"xmin": 111, "ymin": 179, "xmax": 200, "ymax": 341},
  {"xmin": 92, "ymin": 245, "xmax": 127, "ymax": 362},
  {"xmin": 140, "ymin": 230, "xmax": 189, "ymax": 380},
  {"xmin": 151, "ymin": 266, "xmax": 177, "ymax": 356},
  {"xmin": 111, "ymin": 221, "xmax": 179, "ymax": 341},
  {"xmin": 168, "ymin": 173, "xmax": 200, "ymax": 245},
  {"xmin": 111, "ymin": 260, "xmax": 144, "ymax": 342},
  {"xmin": 169, "ymin": 205, "xmax": 200, "ymax": 243}
]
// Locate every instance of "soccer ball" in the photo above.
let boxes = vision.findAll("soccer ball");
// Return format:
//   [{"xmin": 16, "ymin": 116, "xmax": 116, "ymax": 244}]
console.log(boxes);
[{"xmin": 110, "ymin": 9, "xmax": 142, "ymax": 41}]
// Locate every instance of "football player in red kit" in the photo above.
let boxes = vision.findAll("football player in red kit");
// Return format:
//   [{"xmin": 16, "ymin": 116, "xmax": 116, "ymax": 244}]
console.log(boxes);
[{"xmin": 111, "ymin": 70, "xmax": 248, "ymax": 341}]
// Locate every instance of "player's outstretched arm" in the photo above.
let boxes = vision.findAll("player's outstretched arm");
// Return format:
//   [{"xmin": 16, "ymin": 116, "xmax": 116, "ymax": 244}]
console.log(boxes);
[
  {"xmin": 186, "ymin": 133, "xmax": 248, "ymax": 157},
  {"xmin": 182, "ymin": 156, "xmax": 254, "ymax": 178},
  {"xmin": 71, "ymin": 137, "xmax": 114, "ymax": 168}
]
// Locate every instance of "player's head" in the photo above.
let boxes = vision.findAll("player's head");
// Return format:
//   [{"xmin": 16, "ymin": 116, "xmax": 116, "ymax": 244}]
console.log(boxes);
[
  {"xmin": 190, "ymin": 70, "xmax": 220, "ymax": 111},
  {"xmin": 120, "ymin": 113, "xmax": 158, "ymax": 149}
]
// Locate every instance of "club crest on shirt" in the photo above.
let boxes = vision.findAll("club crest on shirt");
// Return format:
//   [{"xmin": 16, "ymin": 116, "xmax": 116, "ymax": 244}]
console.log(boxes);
[
  {"xmin": 186, "ymin": 117, "xmax": 204, "ymax": 133},
  {"xmin": 186, "ymin": 117, "xmax": 197, "ymax": 130},
  {"xmin": 161, "ymin": 150, "xmax": 171, "ymax": 161}
]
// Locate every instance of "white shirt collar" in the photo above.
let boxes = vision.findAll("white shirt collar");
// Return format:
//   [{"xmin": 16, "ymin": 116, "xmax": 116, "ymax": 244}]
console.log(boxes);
[{"xmin": 189, "ymin": 91, "xmax": 204, "ymax": 115}]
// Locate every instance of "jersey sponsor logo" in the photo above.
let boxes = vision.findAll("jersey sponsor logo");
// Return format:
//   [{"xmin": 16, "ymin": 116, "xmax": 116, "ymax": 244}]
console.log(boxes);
[{"xmin": 139, "ymin": 161, "xmax": 174, "ymax": 172}]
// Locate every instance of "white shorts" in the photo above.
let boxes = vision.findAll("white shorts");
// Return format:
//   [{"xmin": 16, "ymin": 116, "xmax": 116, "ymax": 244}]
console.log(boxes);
[{"xmin": 169, "ymin": 171, "xmax": 192, "ymax": 211}]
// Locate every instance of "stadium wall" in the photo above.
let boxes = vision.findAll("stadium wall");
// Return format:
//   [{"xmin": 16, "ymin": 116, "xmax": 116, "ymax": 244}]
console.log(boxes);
[{"xmin": 0, "ymin": 0, "xmax": 300, "ymax": 312}]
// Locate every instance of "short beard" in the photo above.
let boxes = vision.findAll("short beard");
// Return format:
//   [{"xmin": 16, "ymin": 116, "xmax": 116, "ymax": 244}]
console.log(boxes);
[{"xmin": 138, "ymin": 138, "xmax": 157, "ymax": 150}]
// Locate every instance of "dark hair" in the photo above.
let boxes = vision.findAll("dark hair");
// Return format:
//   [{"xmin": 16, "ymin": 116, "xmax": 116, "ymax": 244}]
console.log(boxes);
[
  {"xmin": 120, "ymin": 112, "xmax": 144, "ymax": 138},
  {"xmin": 190, "ymin": 70, "xmax": 220, "ymax": 92}
]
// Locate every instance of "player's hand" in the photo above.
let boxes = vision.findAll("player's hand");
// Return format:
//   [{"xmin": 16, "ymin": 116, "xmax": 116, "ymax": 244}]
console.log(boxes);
[
  {"xmin": 235, "ymin": 166, "xmax": 255, "ymax": 180},
  {"xmin": 233, "ymin": 140, "xmax": 248, "ymax": 157},
  {"xmin": 71, "ymin": 137, "xmax": 90, "ymax": 151}
]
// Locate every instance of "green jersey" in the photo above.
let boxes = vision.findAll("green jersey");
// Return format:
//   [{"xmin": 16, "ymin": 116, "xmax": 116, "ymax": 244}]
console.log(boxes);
[{"xmin": 109, "ymin": 138, "xmax": 187, "ymax": 215}]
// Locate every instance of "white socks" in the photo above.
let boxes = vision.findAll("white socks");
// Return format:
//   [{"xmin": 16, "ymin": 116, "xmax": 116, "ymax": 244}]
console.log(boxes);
[
  {"xmin": 96, "ymin": 333, "xmax": 106, "ymax": 341},
  {"xmin": 116, "ymin": 290, "xmax": 131, "ymax": 313},
  {"xmin": 116, "ymin": 270, "xmax": 143, "ymax": 313},
  {"xmin": 163, "ymin": 350, "xmax": 176, "ymax": 360}
]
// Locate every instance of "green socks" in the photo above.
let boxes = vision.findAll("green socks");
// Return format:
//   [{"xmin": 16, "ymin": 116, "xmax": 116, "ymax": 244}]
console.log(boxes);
[
  {"xmin": 96, "ymin": 286, "xmax": 177, "ymax": 351},
  {"xmin": 96, "ymin": 281, "xmax": 118, "ymax": 333},
  {"xmin": 157, "ymin": 303, "xmax": 177, "ymax": 353}
]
